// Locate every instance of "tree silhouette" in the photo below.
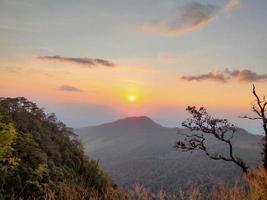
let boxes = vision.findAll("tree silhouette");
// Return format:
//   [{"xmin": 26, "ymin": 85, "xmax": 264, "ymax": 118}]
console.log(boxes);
[
  {"xmin": 175, "ymin": 106, "xmax": 248, "ymax": 173},
  {"xmin": 240, "ymin": 85, "xmax": 267, "ymax": 171}
]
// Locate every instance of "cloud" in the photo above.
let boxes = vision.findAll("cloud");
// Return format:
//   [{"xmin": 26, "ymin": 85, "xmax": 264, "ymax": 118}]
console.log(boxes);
[
  {"xmin": 181, "ymin": 71, "xmax": 227, "ymax": 82},
  {"xmin": 0, "ymin": 66, "xmax": 22, "ymax": 73},
  {"xmin": 140, "ymin": 0, "xmax": 241, "ymax": 36},
  {"xmin": 37, "ymin": 56, "xmax": 115, "ymax": 68},
  {"xmin": 181, "ymin": 68, "xmax": 267, "ymax": 83},
  {"xmin": 225, "ymin": 0, "xmax": 241, "ymax": 12},
  {"xmin": 225, "ymin": 68, "xmax": 267, "ymax": 82},
  {"xmin": 59, "ymin": 85, "xmax": 82, "ymax": 92},
  {"xmin": 175, "ymin": 2, "xmax": 218, "ymax": 33},
  {"xmin": 0, "ymin": 66, "xmax": 53, "ymax": 76},
  {"xmin": 141, "ymin": 2, "xmax": 217, "ymax": 35}
]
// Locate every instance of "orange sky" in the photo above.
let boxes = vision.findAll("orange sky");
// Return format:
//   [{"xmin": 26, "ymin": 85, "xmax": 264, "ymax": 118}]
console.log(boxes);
[
  {"xmin": 0, "ymin": 58, "xmax": 265, "ymax": 113},
  {"xmin": 0, "ymin": 0, "xmax": 267, "ymax": 132}
]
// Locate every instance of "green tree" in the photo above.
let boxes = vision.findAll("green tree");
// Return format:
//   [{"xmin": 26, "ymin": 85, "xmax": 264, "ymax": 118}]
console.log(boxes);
[
  {"xmin": 0, "ymin": 97, "xmax": 121, "ymax": 199},
  {"xmin": 0, "ymin": 114, "xmax": 19, "ymax": 169}
]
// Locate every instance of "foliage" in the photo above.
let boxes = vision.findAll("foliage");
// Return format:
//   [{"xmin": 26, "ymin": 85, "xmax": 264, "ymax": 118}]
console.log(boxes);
[
  {"xmin": 0, "ymin": 114, "xmax": 19, "ymax": 169},
  {"xmin": 0, "ymin": 97, "xmax": 122, "ymax": 199}
]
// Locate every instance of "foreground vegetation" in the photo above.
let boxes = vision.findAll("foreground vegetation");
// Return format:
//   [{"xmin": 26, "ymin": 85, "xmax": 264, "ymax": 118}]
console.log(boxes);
[
  {"xmin": 0, "ymin": 97, "xmax": 124, "ymax": 199},
  {"xmin": 127, "ymin": 167, "xmax": 267, "ymax": 200}
]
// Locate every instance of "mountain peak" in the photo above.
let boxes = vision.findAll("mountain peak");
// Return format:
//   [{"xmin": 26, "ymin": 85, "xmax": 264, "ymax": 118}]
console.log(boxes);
[
  {"xmin": 117, "ymin": 116, "xmax": 154, "ymax": 122},
  {"xmin": 95, "ymin": 116, "xmax": 164, "ymax": 130},
  {"xmin": 114, "ymin": 116, "xmax": 161, "ymax": 126}
]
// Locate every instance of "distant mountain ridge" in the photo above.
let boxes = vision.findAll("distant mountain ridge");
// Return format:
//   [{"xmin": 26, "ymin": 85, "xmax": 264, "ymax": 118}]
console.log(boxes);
[
  {"xmin": 76, "ymin": 116, "xmax": 262, "ymax": 192},
  {"xmin": 78, "ymin": 116, "xmax": 167, "ymax": 131}
]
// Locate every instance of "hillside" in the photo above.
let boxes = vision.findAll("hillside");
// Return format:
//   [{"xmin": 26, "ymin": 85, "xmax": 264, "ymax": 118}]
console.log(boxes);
[
  {"xmin": 0, "ymin": 97, "xmax": 123, "ymax": 199},
  {"xmin": 76, "ymin": 116, "xmax": 262, "ymax": 192}
]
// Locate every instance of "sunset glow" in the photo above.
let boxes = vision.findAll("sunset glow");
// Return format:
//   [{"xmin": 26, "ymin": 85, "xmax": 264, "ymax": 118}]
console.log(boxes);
[
  {"xmin": 129, "ymin": 95, "xmax": 136, "ymax": 102},
  {"xmin": 0, "ymin": 0, "xmax": 266, "ymax": 133}
]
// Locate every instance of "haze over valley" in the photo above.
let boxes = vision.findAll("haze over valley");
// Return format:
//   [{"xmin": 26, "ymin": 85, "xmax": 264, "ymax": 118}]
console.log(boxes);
[{"xmin": 76, "ymin": 116, "xmax": 262, "ymax": 191}]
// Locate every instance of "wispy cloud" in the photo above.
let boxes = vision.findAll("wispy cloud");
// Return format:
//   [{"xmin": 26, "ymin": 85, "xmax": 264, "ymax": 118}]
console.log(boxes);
[
  {"xmin": 140, "ymin": 0, "xmax": 241, "ymax": 36},
  {"xmin": 181, "ymin": 71, "xmax": 226, "ymax": 82},
  {"xmin": 0, "ymin": 66, "xmax": 52, "ymax": 76},
  {"xmin": 0, "ymin": 66, "xmax": 22, "ymax": 73},
  {"xmin": 37, "ymin": 56, "xmax": 115, "ymax": 68},
  {"xmin": 225, "ymin": 0, "xmax": 241, "ymax": 12},
  {"xmin": 180, "ymin": 68, "xmax": 267, "ymax": 83},
  {"xmin": 59, "ymin": 85, "xmax": 82, "ymax": 92}
]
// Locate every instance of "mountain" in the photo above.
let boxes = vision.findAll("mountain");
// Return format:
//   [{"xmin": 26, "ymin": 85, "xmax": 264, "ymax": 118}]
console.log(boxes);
[{"xmin": 76, "ymin": 116, "xmax": 262, "ymax": 192}]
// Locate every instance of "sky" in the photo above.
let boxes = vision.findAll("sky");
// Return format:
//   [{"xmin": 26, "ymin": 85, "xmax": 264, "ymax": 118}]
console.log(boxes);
[{"xmin": 0, "ymin": 0, "xmax": 266, "ymax": 134}]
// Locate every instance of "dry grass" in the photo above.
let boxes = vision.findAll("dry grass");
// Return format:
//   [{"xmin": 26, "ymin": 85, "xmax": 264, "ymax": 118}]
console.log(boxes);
[
  {"xmin": 17, "ymin": 167, "xmax": 267, "ymax": 200},
  {"xmin": 126, "ymin": 167, "xmax": 267, "ymax": 200}
]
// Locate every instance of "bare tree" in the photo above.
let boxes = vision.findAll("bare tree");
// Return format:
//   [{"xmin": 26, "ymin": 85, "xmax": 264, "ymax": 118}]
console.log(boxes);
[
  {"xmin": 240, "ymin": 85, "xmax": 267, "ymax": 170},
  {"xmin": 175, "ymin": 106, "xmax": 248, "ymax": 173}
]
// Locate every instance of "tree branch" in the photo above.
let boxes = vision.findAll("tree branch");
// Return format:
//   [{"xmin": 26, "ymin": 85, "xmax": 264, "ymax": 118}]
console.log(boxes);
[
  {"xmin": 175, "ymin": 106, "xmax": 248, "ymax": 173},
  {"xmin": 241, "ymin": 85, "xmax": 267, "ymax": 171}
]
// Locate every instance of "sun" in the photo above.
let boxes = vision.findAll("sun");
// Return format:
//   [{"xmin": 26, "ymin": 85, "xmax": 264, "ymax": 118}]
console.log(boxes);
[{"xmin": 128, "ymin": 95, "xmax": 136, "ymax": 102}]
